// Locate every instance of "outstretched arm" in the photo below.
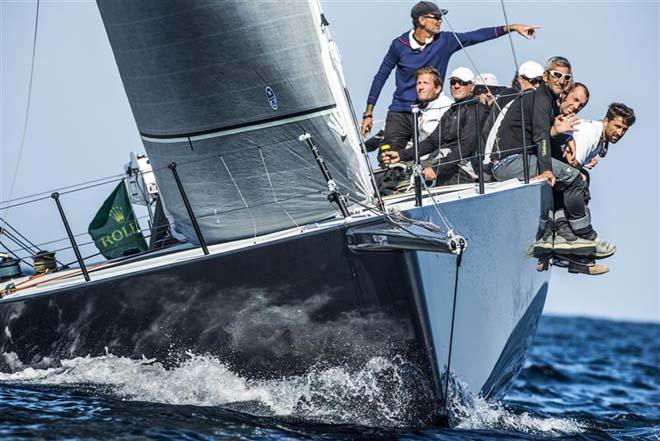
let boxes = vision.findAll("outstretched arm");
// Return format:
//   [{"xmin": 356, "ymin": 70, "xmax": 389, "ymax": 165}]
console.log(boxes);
[
  {"xmin": 502, "ymin": 24, "xmax": 539, "ymax": 40},
  {"xmin": 449, "ymin": 24, "xmax": 539, "ymax": 52}
]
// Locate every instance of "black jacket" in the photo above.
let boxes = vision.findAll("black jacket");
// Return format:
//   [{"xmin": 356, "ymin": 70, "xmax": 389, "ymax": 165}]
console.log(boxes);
[
  {"xmin": 402, "ymin": 96, "xmax": 481, "ymax": 179},
  {"xmin": 481, "ymin": 85, "xmax": 521, "ymax": 144},
  {"xmin": 490, "ymin": 82, "xmax": 557, "ymax": 173}
]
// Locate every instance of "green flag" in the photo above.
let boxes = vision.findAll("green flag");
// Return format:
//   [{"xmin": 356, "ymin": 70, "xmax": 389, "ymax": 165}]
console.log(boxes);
[{"xmin": 88, "ymin": 181, "xmax": 148, "ymax": 259}]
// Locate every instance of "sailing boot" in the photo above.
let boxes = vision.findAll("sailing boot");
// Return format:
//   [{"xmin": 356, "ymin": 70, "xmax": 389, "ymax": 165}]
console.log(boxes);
[
  {"xmin": 529, "ymin": 209, "xmax": 554, "ymax": 258},
  {"xmin": 552, "ymin": 210, "xmax": 597, "ymax": 256},
  {"xmin": 567, "ymin": 255, "xmax": 609, "ymax": 275},
  {"xmin": 568, "ymin": 209, "xmax": 616, "ymax": 259}
]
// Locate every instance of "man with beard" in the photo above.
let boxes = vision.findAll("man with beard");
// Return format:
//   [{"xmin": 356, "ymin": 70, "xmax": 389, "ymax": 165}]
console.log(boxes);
[
  {"xmin": 563, "ymin": 103, "xmax": 636, "ymax": 170},
  {"xmin": 380, "ymin": 67, "xmax": 483, "ymax": 186},
  {"xmin": 549, "ymin": 102, "xmax": 635, "ymax": 275},
  {"xmin": 359, "ymin": 1, "xmax": 538, "ymax": 154},
  {"xmin": 490, "ymin": 56, "xmax": 615, "ymax": 259}
]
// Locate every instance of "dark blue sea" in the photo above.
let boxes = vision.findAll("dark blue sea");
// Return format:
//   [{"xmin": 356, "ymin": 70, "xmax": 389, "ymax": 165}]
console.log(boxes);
[{"xmin": 0, "ymin": 315, "xmax": 658, "ymax": 440}]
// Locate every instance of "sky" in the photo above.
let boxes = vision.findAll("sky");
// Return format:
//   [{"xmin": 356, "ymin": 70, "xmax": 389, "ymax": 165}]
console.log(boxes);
[{"xmin": 1, "ymin": 1, "xmax": 658, "ymax": 322}]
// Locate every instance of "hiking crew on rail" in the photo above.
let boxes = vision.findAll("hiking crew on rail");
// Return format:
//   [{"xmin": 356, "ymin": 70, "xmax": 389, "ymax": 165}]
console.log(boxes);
[{"xmin": 362, "ymin": 2, "xmax": 636, "ymax": 274}]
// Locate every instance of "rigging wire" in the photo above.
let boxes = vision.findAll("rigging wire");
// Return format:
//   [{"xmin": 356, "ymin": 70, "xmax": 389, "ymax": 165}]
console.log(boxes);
[
  {"xmin": 500, "ymin": 0, "xmax": 522, "ymax": 74},
  {"xmin": 442, "ymin": 240, "xmax": 464, "ymax": 418},
  {"xmin": 0, "ymin": 172, "xmax": 126, "ymax": 207},
  {"xmin": 498, "ymin": 0, "xmax": 529, "ymax": 182},
  {"xmin": 1, "ymin": 0, "xmax": 40, "ymax": 240},
  {"xmin": 442, "ymin": 16, "xmax": 503, "ymax": 113},
  {"xmin": 420, "ymin": 176, "xmax": 455, "ymax": 233}
]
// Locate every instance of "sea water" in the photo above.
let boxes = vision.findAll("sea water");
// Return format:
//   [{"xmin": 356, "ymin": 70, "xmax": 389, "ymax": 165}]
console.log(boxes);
[{"xmin": 0, "ymin": 315, "xmax": 658, "ymax": 440}]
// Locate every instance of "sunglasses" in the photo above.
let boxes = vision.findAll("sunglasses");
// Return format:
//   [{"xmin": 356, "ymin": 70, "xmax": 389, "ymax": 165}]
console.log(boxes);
[
  {"xmin": 422, "ymin": 15, "xmax": 443, "ymax": 21},
  {"xmin": 450, "ymin": 78, "xmax": 472, "ymax": 86},
  {"xmin": 521, "ymin": 75, "xmax": 543, "ymax": 85},
  {"xmin": 546, "ymin": 70, "xmax": 573, "ymax": 81}
]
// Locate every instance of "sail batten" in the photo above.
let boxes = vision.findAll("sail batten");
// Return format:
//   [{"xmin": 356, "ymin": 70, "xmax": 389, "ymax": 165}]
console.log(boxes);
[{"xmin": 97, "ymin": 0, "xmax": 372, "ymax": 244}]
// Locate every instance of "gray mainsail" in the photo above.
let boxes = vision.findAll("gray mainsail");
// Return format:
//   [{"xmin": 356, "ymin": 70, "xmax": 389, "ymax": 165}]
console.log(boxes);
[{"xmin": 97, "ymin": 0, "xmax": 372, "ymax": 243}]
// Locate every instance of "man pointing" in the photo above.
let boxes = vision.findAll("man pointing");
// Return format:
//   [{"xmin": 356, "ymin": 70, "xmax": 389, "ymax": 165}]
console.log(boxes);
[{"xmin": 360, "ymin": 1, "xmax": 539, "ymax": 155}]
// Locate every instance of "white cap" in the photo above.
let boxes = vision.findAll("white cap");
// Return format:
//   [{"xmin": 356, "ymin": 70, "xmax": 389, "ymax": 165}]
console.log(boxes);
[
  {"xmin": 474, "ymin": 73, "xmax": 499, "ymax": 86},
  {"xmin": 518, "ymin": 61, "xmax": 544, "ymax": 78},
  {"xmin": 449, "ymin": 67, "xmax": 474, "ymax": 83}
]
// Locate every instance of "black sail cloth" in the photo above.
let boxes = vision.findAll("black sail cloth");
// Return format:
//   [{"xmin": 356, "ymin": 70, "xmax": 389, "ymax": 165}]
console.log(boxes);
[{"xmin": 97, "ymin": 0, "xmax": 371, "ymax": 243}]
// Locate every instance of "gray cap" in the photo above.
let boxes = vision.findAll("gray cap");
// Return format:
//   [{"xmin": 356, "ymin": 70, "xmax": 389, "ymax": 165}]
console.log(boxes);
[{"xmin": 411, "ymin": 1, "xmax": 448, "ymax": 19}]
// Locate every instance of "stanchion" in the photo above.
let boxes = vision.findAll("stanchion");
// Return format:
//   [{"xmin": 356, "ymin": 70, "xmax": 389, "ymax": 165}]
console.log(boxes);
[
  {"xmin": 412, "ymin": 105, "xmax": 423, "ymax": 207},
  {"xmin": 51, "ymin": 192, "xmax": 89, "ymax": 281},
  {"xmin": 474, "ymin": 105, "xmax": 485, "ymax": 195}
]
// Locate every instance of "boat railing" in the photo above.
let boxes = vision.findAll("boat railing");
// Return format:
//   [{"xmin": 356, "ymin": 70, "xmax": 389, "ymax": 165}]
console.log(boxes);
[
  {"xmin": 0, "ymin": 142, "xmax": 537, "ymax": 267},
  {"xmin": 1, "ymin": 94, "xmax": 538, "ymax": 288},
  {"xmin": 0, "ymin": 175, "xmax": 181, "ymax": 284},
  {"xmin": 0, "ymin": 145, "xmax": 350, "ymax": 285}
]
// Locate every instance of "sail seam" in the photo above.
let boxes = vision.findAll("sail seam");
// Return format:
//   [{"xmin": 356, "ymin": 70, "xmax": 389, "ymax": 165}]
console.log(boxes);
[{"xmin": 140, "ymin": 105, "xmax": 337, "ymax": 144}]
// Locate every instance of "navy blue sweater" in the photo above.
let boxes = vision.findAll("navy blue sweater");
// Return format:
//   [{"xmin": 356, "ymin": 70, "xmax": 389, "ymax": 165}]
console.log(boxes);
[{"xmin": 367, "ymin": 27, "xmax": 506, "ymax": 113}]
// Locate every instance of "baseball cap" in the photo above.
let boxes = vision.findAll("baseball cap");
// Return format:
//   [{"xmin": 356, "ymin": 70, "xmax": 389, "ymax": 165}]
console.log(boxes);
[
  {"xmin": 449, "ymin": 67, "xmax": 474, "ymax": 83},
  {"xmin": 411, "ymin": 1, "xmax": 448, "ymax": 19},
  {"xmin": 474, "ymin": 73, "xmax": 500, "ymax": 86},
  {"xmin": 518, "ymin": 61, "xmax": 544, "ymax": 78}
]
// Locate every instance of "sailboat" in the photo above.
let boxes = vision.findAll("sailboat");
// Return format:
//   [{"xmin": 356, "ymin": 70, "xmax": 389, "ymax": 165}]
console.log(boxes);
[{"xmin": 0, "ymin": 0, "xmax": 551, "ymax": 425}]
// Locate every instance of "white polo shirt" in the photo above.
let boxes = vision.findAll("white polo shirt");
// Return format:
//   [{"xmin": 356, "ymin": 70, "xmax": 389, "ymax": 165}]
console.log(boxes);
[
  {"xmin": 569, "ymin": 119, "xmax": 606, "ymax": 166},
  {"xmin": 409, "ymin": 30, "xmax": 433, "ymax": 50}
]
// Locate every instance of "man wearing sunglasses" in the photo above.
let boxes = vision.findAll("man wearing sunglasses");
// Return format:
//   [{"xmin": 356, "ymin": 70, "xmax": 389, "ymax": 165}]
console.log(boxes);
[
  {"xmin": 359, "ymin": 0, "xmax": 539, "ymax": 155},
  {"xmin": 490, "ymin": 56, "xmax": 615, "ymax": 259},
  {"xmin": 381, "ymin": 67, "xmax": 484, "ymax": 186},
  {"xmin": 480, "ymin": 60, "xmax": 544, "ymax": 181},
  {"xmin": 515, "ymin": 60, "xmax": 545, "ymax": 91}
]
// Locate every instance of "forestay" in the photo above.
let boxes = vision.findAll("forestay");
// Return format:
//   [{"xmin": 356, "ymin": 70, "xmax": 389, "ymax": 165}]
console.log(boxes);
[{"xmin": 97, "ymin": 0, "xmax": 372, "ymax": 244}]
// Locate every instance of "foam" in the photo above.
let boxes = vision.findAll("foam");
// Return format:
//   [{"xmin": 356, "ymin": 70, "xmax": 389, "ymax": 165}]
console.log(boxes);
[
  {"xmin": 454, "ymin": 396, "xmax": 586, "ymax": 434},
  {"xmin": 0, "ymin": 352, "xmax": 424, "ymax": 427},
  {"xmin": 0, "ymin": 352, "xmax": 586, "ymax": 433}
]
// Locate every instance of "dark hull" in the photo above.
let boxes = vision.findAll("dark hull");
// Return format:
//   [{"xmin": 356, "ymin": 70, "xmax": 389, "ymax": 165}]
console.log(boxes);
[
  {"xmin": 0, "ymin": 225, "xmax": 430, "ymax": 368},
  {"xmin": 0, "ymin": 183, "xmax": 551, "ymax": 423}
]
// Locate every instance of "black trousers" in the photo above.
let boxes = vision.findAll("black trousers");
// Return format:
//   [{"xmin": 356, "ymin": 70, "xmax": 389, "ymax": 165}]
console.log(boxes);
[
  {"xmin": 382, "ymin": 111, "xmax": 414, "ymax": 151},
  {"xmin": 492, "ymin": 154, "xmax": 595, "ymax": 237}
]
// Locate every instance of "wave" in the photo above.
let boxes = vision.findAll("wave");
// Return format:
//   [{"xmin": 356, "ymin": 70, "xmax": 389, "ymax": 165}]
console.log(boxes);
[
  {"xmin": 0, "ymin": 351, "xmax": 432, "ymax": 427},
  {"xmin": 0, "ymin": 351, "xmax": 586, "ymax": 435},
  {"xmin": 453, "ymin": 397, "xmax": 586, "ymax": 435}
]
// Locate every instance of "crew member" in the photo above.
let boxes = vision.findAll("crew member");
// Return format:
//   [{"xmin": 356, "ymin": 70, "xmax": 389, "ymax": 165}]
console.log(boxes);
[
  {"xmin": 490, "ymin": 56, "xmax": 615, "ymax": 258},
  {"xmin": 381, "ymin": 67, "xmax": 482, "ymax": 186},
  {"xmin": 563, "ymin": 103, "xmax": 636, "ymax": 170},
  {"xmin": 360, "ymin": 1, "xmax": 538, "ymax": 154}
]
